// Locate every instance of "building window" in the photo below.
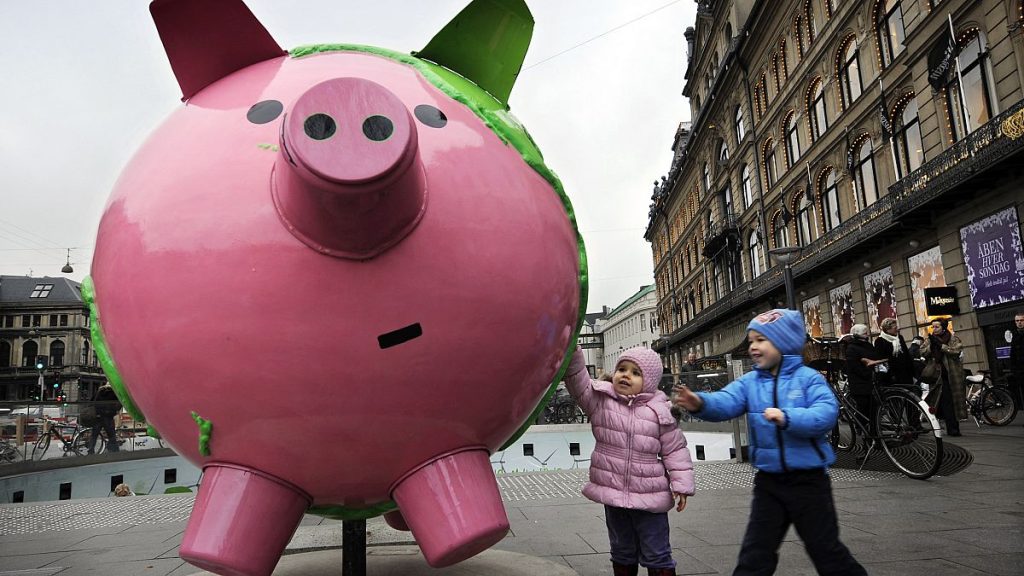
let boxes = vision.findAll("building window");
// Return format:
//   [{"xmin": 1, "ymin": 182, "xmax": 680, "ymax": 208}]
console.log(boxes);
[
  {"xmin": 773, "ymin": 212, "xmax": 791, "ymax": 248},
  {"xmin": 797, "ymin": 194, "xmax": 817, "ymax": 246},
  {"xmin": 764, "ymin": 139, "xmax": 779, "ymax": 188},
  {"xmin": 808, "ymin": 78, "xmax": 828, "ymax": 140},
  {"xmin": 876, "ymin": 0, "xmax": 905, "ymax": 68},
  {"xmin": 0, "ymin": 341, "xmax": 10, "ymax": 368},
  {"xmin": 719, "ymin": 141, "xmax": 729, "ymax": 163},
  {"xmin": 30, "ymin": 284, "xmax": 54, "ymax": 298},
  {"xmin": 735, "ymin": 105, "xmax": 745, "ymax": 143},
  {"xmin": 640, "ymin": 313, "xmax": 646, "ymax": 331},
  {"xmin": 821, "ymin": 169, "xmax": 841, "ymax": 231},
  {"xmin": 805, "ymin": 0, "xmax": 817, "ymax": 44},
  {"xmin": 720, "ymin": 186, "xmax": 733, "ymax": 217},
  {"xmin": 795, "ymin": 16, "xmax": 806, "ymax": 58},
  {"xmin": 894, "ymin": 94, "xmax": 923, "ymax": 177},
  {"xmin": 703, "ymin": 163, "xmax": 710, "ymax": 194},
  {"xmin": 771, "ymin": 53, "xmax": 781, "ymax": 92},
  {"xmin": 784, "ymin": 112, "xmax": 801, "ymax": 167},
  {"xmin": 741, "ymin": 164, "xmax": 753, "ymax": 209},
  {"xmin": 59, "ymin": 314, "xmax": 68, "ymax": 327},
  {"xmin": 22, "ymin": 340, "xmax": 38, "ymax": 368},
  {"xmin": 749, "ymin": 230, "xmax": 764, "ymax": 278},
  {"xmin": 946, "ymin": 29, "xmax": 996, "ymax": 141},
  {"xmin": 50, "ymin": 340, "xmax": 65, "ymax": 367},
  {"xmin": 2, "ymin": 315, "xmax": 13, "ymax": 328},
  {"xmin": 838, "ymin": 36, "xmax": 863, "ymax": 109},
  {"xmin": 49, "ymin": 314, "xmax": 58, "ymax": 327},
  {"xmin": 779, "ymin": 38, "xmax": 789, "ymax": 81},
  {"xmin": 854, "ymin": 136, "xmax": 879, "ymax": 207},
  {"xmin": 30, "ymin": 315, "xmax": 41, "ymax": 327}
]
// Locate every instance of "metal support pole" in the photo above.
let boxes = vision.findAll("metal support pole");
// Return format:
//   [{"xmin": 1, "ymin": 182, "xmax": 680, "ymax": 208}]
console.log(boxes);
[
  {"xmin": 342, "ymin": 519, "xmax": 366, "ymax": 576},
  {"xmin": 783, "ymin": 265, "xmax": 796, "ymax": 310}
]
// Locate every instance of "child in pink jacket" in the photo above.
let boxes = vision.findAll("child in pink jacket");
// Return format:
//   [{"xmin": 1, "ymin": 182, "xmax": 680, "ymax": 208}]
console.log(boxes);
[{"xmin": 565, "ymin": 346, "xmax": 695, "ymax": 576}]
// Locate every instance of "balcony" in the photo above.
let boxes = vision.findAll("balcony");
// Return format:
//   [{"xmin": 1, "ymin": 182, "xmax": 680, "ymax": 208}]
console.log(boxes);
[{"xmin": 701, "ymin": 214, "xmax": 741, "ymax": 258}]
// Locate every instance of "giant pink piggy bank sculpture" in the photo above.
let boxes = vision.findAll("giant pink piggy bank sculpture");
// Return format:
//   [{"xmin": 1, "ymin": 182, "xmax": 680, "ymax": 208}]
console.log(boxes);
[{"xmin": 87, "ymin": 0, "xmax": 586, "ymax": 574}]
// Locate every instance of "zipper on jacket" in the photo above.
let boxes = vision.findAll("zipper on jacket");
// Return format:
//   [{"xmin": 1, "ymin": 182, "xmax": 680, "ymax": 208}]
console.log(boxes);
[
  {"xmin": 624, "ymin": 403, "xmax": 635, "ymax": 505},
  {"xmin": 773, "ymin": 361, "xmax": 789, "ymax": 473}
]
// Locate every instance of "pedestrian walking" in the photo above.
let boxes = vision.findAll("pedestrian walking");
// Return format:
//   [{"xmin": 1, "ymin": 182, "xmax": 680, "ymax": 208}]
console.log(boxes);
[
  {"xmin": 918, "ymin": 318, "xmax": 966, "ymax": 436},
  {"xmin": 673, "ymin": 309, "xmax": 867, "ymax": 576},
  {"xmin": 564, "ymin": 346, "xmax": 695, "ymax": 576},
  {"xmin": 87, "ymin": 383, "xmax": 122, "ymax": 454}
]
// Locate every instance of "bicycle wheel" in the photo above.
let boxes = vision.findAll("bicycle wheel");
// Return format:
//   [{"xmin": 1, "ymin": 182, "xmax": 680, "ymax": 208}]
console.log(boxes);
[
  {"xmin": 32, "ymin": 434, "xmax": 51, "ymax": 461},
  {"xmin": 71, "ymin": 430, "xmax": 92, "ymax": 455},
  {"xmin": 876, "ymin": 393, "xmax": 943, "ymax": 480},
  {"xmin": 980, "ymin": 387, "xmax": 1017, "ymax": 426},
  {"xmin": 830, "ymin": 408, "xmax": 856, "ymax": 452}
]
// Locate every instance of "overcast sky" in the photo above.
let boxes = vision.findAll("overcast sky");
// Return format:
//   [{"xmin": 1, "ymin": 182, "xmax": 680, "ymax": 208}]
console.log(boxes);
[{"xmin": 0, "ymin": 0, "xmax": 695, "ymax": 313}]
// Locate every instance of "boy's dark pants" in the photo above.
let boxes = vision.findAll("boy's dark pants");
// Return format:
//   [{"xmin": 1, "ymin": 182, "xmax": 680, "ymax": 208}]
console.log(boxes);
[
  {"xmin": 734, "ymin": 469, "xmax": 866, "ymax": 576},
  {"xmin": 605, "ymin": 505, "xmax": 675, "ymax": 569}
]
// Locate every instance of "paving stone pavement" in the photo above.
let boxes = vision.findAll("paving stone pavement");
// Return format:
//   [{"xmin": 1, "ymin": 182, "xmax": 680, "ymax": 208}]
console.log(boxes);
[{"xmin": 1, "ymin": 423, "xmax": 1021, "ymax": 575}]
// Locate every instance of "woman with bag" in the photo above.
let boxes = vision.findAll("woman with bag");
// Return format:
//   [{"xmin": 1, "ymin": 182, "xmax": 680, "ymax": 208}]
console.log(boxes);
[{"xmin": 918, "ymin": 318, "xmax": 966, "ymax": 436}]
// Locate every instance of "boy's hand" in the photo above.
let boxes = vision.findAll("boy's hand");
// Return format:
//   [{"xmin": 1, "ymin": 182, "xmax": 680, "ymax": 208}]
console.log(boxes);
[
  {"xmin": 763, "ymin": 407, "xmax": 786, "ymax": 426},
  {"xmin": 674, "ymin": 492, "xmax": 687, "ymax": 512},
  {"xmin": 672, "ymin": 385, "xmax": 703, "ymax": 412}
]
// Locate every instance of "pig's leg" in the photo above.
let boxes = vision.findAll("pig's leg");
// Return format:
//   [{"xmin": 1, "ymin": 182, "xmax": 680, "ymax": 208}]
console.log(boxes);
[
  {"xmin": 179, "ymin": 463, "xmax": 310, "ymax": 576},
  {"xmin": 391, "ymin": 449, "xmax": 509, "ymax": 567}
]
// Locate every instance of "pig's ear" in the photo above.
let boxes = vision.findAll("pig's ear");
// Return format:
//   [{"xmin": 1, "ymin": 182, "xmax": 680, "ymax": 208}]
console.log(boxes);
[
  {"xmin": 415, "ymin": 0, "xmax": 533, "ymax": 106},
  {"xmin": 150, "ymin": 0, "xmax": 286, "ymax": 101}
]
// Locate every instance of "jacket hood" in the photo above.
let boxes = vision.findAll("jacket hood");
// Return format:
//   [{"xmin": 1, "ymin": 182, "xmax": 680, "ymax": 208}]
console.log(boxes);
[{"xmin": 615, "ymin": 347, "xmax": 664, "ymax": 394}]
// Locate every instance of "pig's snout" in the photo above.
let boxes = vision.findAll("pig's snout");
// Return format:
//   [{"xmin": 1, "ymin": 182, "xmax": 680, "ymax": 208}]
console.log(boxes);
[{"xmin": 273, "ymin": 77, "xmax": 426, "ymax": 259}]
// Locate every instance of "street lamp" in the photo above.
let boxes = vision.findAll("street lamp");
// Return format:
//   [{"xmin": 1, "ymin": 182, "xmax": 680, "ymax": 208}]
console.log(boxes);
[{"xmin": 768, "ymin": 246, "xmax": 802, "ymax": 310}]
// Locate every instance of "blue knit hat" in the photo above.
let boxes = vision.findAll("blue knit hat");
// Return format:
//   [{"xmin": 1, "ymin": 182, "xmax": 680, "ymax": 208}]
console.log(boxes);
[{"xmin": 746, "ymin": 309, "xmax": 806, "ymax": 355}]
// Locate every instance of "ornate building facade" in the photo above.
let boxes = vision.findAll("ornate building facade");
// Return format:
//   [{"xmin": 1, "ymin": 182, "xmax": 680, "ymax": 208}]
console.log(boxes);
[{"xmin": 647, "ymin": 0, "xmax": 1024, "ymax": 377}]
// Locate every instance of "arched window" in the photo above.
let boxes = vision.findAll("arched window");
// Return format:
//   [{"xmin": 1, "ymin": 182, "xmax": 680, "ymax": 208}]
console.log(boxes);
[
  {"xmin": 749, "ymin": 230, "xmax": 764, "ymax": 278},
  {"xmin": 725, "ymin": 22, "xmax": 733, "ymax": 43},
  {"xmin": 703, "ymin": 163, "xmax": 711, "ymax": 194},
  {"xmin": 821, "ymin": 168, "xmax": 841, "ymax": 232},
  {"xmin": 894, "ymin": 94, "xmax": 923, "ymax": 177},
  {"xmin": 795, "ymin": 16, "xmax": 806, "ymax": 58},
  {"xmin": 797, "ymin": 193, "xmax": 817, "ymax": 245},
  {"xmin": 826, "ymin": 0, "xmax": 836, "ymax": 18},
  {"xmin": 753, "ymin": 84, "xmax": 764, "ymax": 119},
  {"xmin": 49, "ymin": 340, "xmax": 65, "ymax": 367},
  {"xmin": 779, "ymin": 38, "xmax": 790, "ymax": 81},
  {"xmin": 763, "ymin": 138, "xmax": 779, "ymax": 187},
  {"xmin": 805, "ymin": 0, "xmax": 817, "ymax": 44},
  {"xmin": 838, "ymin": 36, "xmax": 863, "ymax": 109},
  {"xmin": 808, "ymin": 77, "xmax": 828, "ymax": 140},
  {"xmin": 784, "ymin": 111, "xmax": 801, "ymax": 167},
  {"xmin": 760, "ymin": 72, "xmax": 770, "ymax": 104},
  {"xmin": 772, "ymin": 53, "xmax": 781, "ymax": 92},
  {"xmin": 0, "ymin": 341, "xmax": 10, "ymax": 368},
  {"xmin": 735, "ymin": 104, "xmax": 746, "ymax": 143},
  {"xmin": 947, "ymin": 29, "xmax": 996, "ymax": 140},
  {"xmin": 83, "ymin": 340, "xmax": 91, "ymax": 366},
  {"xmin": 773, "ymin": 211, "xmax": 791, "ymax": 248},
  {"xmin": 741, "ymin": 164, "xmax": 753, "ymax": 209},
  {"xmin": 719, "ymin": 141, "xmax": 730, "ymax": 163},
  {"xmin": 876, "ymin": 0, "xmax": 905, "ymax": 68},
  {"xmin": 853, "ymin": 136, "xmax": 879, "ymax": 208},
  {"xmin": 21, "ymin": 340, "xmax": 38, "ymax": 368}
]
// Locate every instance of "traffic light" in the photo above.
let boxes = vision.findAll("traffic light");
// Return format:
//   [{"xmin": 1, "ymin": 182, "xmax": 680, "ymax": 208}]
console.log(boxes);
[
  {"xmin": 35, "ymin": 355, "xmax": 48, "ymax": 370},
  {"xmin": 52, "ymin": 382, "xmax": 60, "ymax": 389}
]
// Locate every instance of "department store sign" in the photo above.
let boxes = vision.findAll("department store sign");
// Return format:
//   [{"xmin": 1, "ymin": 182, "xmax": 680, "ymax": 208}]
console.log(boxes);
[{"xmin": 959, "ymin": 206, "xmax": 1024, "ymax": 309}]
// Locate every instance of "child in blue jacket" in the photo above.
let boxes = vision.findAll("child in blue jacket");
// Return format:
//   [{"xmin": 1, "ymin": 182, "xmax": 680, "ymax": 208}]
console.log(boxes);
[{"xmin": 674, "ymin": 309, "xmax": 866, "ymax": 576}]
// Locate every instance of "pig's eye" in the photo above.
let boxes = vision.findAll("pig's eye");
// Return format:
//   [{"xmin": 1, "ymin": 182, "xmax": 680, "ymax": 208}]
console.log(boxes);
[
  {"xmin": 246, "ymin": 100, "xmax": 283, "ymax": 124},
  {"xmin": 414, "ymin": 105, "xmax": 447, "ymax": 128},
  {"xmin": 304, "ymin": 114, "xmax": 337, "ymax": 140},
  {"xmin": 362, "ymin": 115, "xmax": 394, "ymax": 141}
]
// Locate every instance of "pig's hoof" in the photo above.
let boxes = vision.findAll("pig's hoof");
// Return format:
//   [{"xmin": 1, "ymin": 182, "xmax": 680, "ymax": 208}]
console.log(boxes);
[
  {"xmin": 180, "ymin": 463, "xmax": 310, "ymax": 576},
  {"xmin": 391, "ymin": 449, "xmax": 509, "ymax": 567}
]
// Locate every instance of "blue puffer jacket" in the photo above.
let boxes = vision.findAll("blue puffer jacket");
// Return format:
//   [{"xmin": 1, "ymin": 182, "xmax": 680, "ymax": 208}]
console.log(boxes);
[{"xmin": 695, "ymin": 355, "xmax": 837, "ymax": 473}]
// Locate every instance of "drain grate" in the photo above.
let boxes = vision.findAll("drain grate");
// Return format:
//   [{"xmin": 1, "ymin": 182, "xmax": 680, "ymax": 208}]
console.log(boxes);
[{"xmin": 832, "ymin": 439, "xmax": 973, "ymax": 476}]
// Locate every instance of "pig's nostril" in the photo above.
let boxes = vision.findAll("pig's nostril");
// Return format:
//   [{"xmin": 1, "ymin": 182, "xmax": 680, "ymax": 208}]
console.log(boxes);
[
  {"xmin": 362, "ymin": 115, "xmax": 394, "ymax": 142},
  {"xmin": 247, "ymin": 100, "xmax": 283, "ymax": 124},
  {"xmin": 304, "ymin": 114, "xmax": 336, "ymax": 140},
  {"xmin": 414, "ymin": 105, "xmax": 447, "ymax": 128}
]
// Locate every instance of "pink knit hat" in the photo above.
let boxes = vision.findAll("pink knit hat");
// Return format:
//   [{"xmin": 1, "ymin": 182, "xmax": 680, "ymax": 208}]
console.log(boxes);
[{"xmin": 615, "ymin": 347, "xmax": 665, "ymax": 394}]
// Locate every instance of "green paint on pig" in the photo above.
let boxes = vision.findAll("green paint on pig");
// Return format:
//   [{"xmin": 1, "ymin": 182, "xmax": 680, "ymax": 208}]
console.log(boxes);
[{"xmin": 190, "ymin": 411, "xmax": 213, "ymax": 456}]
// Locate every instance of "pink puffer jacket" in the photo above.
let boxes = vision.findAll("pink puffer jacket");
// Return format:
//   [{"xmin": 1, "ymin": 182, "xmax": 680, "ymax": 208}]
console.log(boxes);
[{"xmin": 564, "ymin": 348, "xmax": 695, "ymax": 512}]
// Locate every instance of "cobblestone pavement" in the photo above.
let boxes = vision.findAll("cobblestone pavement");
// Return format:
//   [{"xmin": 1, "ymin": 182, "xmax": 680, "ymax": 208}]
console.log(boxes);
[{"xmin": 1, "ymin": 424, "xmax": 1021, "ymax": 575}]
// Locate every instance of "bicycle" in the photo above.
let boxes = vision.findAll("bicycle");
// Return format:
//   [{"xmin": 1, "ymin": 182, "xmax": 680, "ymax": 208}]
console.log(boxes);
[
  {"xmin": 965, "ymin": 370, "xmax": 1017, "ymax": 426},
  {"xmin": 79, "ymin": 424, "xmax": 135, "ymax": 454},
  {"xmin": 1, "ymin": 438, "xmax": 23, "ymax": 463},
  {"xmin": 824, "ymin": 367, "xmax": 944, "ymax": 480},
  {"xmin": 32, "ymin": 418, "xmax": 90, "ymax": 460},
  {"xmin": 808, "ymin": 337, "xmax": 852, "ymax": 450}
]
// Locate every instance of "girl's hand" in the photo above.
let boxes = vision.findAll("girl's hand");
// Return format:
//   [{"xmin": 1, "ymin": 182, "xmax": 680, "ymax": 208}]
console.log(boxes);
[
  {"xmin": 672, "ymin": 385, "xmax": 703, "ymax": 412},
  {"xmin": 763, "ymin": 407, "xmax": 786, "ymax": 426},
  {"xmin": 674, "ymin": 493, "xmax": 687, "ymax": 512}
]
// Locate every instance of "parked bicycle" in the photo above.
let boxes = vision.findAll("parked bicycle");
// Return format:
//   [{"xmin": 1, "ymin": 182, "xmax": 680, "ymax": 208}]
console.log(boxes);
[
  {"xmin": 540, "ymin": 386, "xmax": 587, "ymax": 424},
  {"xmin": 819, "ymin": 362, "xmax": 944, "ymax": 480},
  {"xmin": 1, "ymin": 438, "xmax": 23, "ymax": 463},
  {"xmin": 32, "ymin": 418, "xmax": 90, "ymax": 460},
  {"xmin": 965, "ymin": 370, "xmax": 1017, "ymax": 426}
]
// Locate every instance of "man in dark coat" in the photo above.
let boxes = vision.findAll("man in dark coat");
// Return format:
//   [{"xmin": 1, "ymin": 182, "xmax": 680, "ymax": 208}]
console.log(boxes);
[
  {"xmin": 1010, "ymin": 311, "xmax": 1024, "ymax": 409},
  {"xmin": 87, "ymin": 383, "xmax": 122, "ymax": 454},
  {"xmin": 846, "ymin": 324, "xmax": 885, "ymax": 441}
]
